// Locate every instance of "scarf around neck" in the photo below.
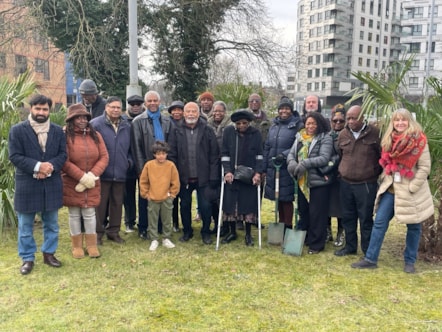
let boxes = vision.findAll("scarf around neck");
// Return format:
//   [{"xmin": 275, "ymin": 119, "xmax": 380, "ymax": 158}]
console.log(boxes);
[
  {"xmin": 147, "ymin": 110, "xmax": 164, "ymax": 141},
  {"xmin": 28, "ymin": 114, "xmax": 50, "ymax": 152},
  {"xmin": 297, "ymin": 129, "xmax": 314, "ymax": 201},
  {"xmin": 379, "ymin": 131, "xmax": 426, "ymax": 179}
]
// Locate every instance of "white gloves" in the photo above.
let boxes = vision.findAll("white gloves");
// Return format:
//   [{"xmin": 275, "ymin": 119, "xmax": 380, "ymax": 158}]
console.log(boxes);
[{"xmin": 77, "ymin": 172, "xmax": 99, "ymax": 191}]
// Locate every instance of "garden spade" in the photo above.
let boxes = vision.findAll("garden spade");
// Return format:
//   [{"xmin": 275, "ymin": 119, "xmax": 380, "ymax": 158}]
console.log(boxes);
[{"xmin": 267, "ymin": 157, "xmax": 285, "ymax": 245}]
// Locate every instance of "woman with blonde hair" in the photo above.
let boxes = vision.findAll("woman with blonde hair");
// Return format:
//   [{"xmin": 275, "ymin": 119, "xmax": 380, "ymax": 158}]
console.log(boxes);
[{"xmin": 351, "ymin": 108, "xmax": 433, "ymax": 273}]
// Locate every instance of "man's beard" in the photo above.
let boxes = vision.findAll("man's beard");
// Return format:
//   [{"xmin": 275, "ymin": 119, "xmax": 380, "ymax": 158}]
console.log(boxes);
[
  {"xmin": 31, "ymin": 114, "xmax": 49, "ymax": 123},
  {"xmin": 185, "ymin": 118, "xmax": 198, "ymax": 125}
]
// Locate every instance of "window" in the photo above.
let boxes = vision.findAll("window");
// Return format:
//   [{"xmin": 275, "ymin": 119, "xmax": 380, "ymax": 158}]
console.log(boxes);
[
  {"xmin": 374, "ymin": 60, "xmax": 378, "ymax": 68},
  {"xmin": 323, "ymin": 68, "xmax": 334, "ymax": 76},
  {"xmin": 315, "ymin": 68, "xmax": 320, "ymax": 77},
  {"xmin": 427, "ymin": 24, "xmax": 437, "ymax": 34},
  {"xmin": 429, "ymin": 6, "xmax": 438, "ymax": 17},
  {"xmin": 409, "ymin": 77, "xmax": 419, "ymax": 88},
  {"xmin": 384, "ymin": 36, "xmax": 388, "ymax": 45},
  {"xmin": 368, "ymin": 32, "xmax": 372, "ymax": 41},
  {"xmin": 332, "ymin": 81, "xmax": 339, "ymax": 89},
  {"xmin": 370, "ymin": 0, "xmax": 374, "ymax": 14},
  {"xmin": 0, "ymin": 53, "xmax": 5, "ymax": 68},
  {"xmin": 384, "ymin": 23, "xmax": 388, "ymax": 32},
  {"xmin": 330, "ymin": 25, "xmax": 336, "ymax": 33},
  {"xmin": 307, "ymin": 83, "xmax": 312, "ymax": 91},
  {"xmin": 367, "ymin": 46, "xmax": 372, "ymax": 54},
  {"xmin": 376, "ymin": 34, "xmax": 380, "ymax": 42},
  {"xmin": 425, "ymin": 59, "xmax": 435, "ymax": 70},
  {"xmin": 316, "ymin": 40, "xmax": 322, "ymax": 50},
  {"xmin": 376, "ymin": 21, "xmax": 380, "ymax": 30},
  {"xmin": 369, "ymin": 19, "xmax": 373, "ymax": 28},
  {"xmin": 410, "ymin": 42, "xmax": 421, "ymax": 52},
  {"xmin": 298, "ymin": 31, "xmax": 304, "ymax": 40},
  {"xmin": 360, "ymin": 31, "xmax": 364, "ymax": 40},
  {"xmin": 324, "ymin": 25, "xmax": 330, "ymax": 34},
  {"xmin": 310, "ymin": 15, "xmax": 316, "ymax": 24},
  {"xmin": 15, "ymin": 55, "xmax": 27, "ymax": 75},
  {"xmin": 412, "ymin": 25, "xmax": 422, "ymax": 36},
  {"xmin": 315, "ymin": 82, "xmax": 320, "ymax": 91},
  {"xmin": 317, "ymin": 27, "xmax": 322, "ymax": 36},
  {"xmin": 358, "ymin": 57, "xmax": 363, "ymax": 66},
  {"xmin": 308, "ymin": 70, "xmax": 313, "ymax": 78},
  {"xmin": 375, "ymin": 47, "xmax": 379, "ymax": 55},
  {"xmin": 317, "ymin": 12, "xmax": 323, "ymax": 22},
  {"xmin": 366, "ymin": 59, "xmax": 371, "ymax": 67},
  {"xmin": 325, "ymin": 11, "xmax": 330, "ymax": 20},
  {"xmin": 359, "ymin": 44, "xmax": 363, "ymax": 53},
  {"xmin": 35, "ymin": 58, "xmax": 50, "ymax": 80},
  {"xmin": 413, "ymin": 7, "xmax": 423, "ymax": 18},
  {"xmin": 383, "ymin": 48, "xmax": 387, "ymax": 56},
  {"xmin": 308, "ymin": 56, "xmax": 313, "ymax": 65},
  {"xmin": 322, "ymin": 82, "xmax": 326, "ymax": 90},
  {"xmin": 361, "ymin": 1, "xmax": 366, "ymax": 12},
  {"xmin": 316, "ymin": 55, "xmax": 321, "ymax": 63},
  {"xmin": 309, "ymin": 29, "xmax": 315, "ymax": 38},
  {"xmin": 411, "ymin": 59, "xmax": 420, "ymax": 70},
  {"xmin": 360, "ymin": 17, "xmax": 365, "ymax": 26},
  {"xmin": 324, "ymin": 53, "xmax": 334, "ymax": 62},
  {"xmin": 427, "ymin": 42, "xmax": 436, "ymax": 53}
]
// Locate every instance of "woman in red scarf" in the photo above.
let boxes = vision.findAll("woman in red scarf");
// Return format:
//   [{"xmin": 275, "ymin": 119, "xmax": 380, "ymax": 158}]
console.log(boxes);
[{"xmin": 351, "ymin": 108, "xmax": 434, "ymax": 273}]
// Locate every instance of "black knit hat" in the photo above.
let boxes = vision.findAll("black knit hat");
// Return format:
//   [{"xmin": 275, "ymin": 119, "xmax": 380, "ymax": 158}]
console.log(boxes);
[{"xmin": 278, "ymin": 96, "xmax": 294, "ymax": 112}]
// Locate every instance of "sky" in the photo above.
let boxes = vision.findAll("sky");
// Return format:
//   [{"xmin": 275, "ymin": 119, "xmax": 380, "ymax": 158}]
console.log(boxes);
[{"xmin": 264, "ymin": 0, "xmax": 298, "ymax": 44}]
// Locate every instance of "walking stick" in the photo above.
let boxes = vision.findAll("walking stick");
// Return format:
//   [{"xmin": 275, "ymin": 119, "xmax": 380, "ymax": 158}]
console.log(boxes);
[
  {"xmin": 257, "ymin": 183, "xmax": 262, "ymax": 249},
  {"xmin": 215, "ymin": 166, "xmax": 225, "ymax": 251}
]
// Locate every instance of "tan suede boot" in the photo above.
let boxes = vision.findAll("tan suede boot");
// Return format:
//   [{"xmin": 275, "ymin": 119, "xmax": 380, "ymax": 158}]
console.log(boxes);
[
  {"xmin": 85, "ymin": 233, "xmax": 101, "ymax": 258},
  {"xmin": 71, "ymin": 234, "xmax": 85, "ymax": 259}
]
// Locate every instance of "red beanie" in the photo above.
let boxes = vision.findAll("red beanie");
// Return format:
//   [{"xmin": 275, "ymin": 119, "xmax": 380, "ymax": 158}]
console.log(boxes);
[{"xmin": 199, "ymin": 91, "xmax": 214, "ymax": 102}]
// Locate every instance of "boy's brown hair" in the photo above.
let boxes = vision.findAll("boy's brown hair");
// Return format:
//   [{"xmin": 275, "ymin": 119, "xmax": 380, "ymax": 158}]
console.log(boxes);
[{"xmin": 151, "ymin": 140, "xmax": 170, "ymax": 154}]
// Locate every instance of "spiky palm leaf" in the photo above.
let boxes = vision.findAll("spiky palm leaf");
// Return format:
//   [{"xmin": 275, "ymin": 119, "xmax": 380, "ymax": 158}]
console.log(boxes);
[{"xmin": 0, "ymin": 71, "xmax": 37, "ymax": 234}]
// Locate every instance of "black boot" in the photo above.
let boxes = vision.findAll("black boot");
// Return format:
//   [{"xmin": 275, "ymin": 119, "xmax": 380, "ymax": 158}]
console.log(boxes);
[
  {"xmin": 326, "ymin": 225, "xmax": 333, "ymax": 242},
  {"xmin": 245, "ymin": 223, "xmax": 254, "ymax": 246},
  {"xmin": 222, "ymin": 222, "xmax": 237, "ymax": 244},
  {"xmin": 334, "ymin": 228, "xmax": 345, "ymax": 247},
  {"xmin": 219, "ymin": 222, "xmax": 229, "ymax": 237}
]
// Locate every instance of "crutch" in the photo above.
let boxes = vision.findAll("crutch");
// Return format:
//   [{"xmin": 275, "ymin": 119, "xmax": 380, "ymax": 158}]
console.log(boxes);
[
  {"xmin": 215, "ymin": 165, "xmax": 225, "ymax": 251},
  {"xmin": 257, "ymin": 183, "xmax": 262, "ymax": 249}
]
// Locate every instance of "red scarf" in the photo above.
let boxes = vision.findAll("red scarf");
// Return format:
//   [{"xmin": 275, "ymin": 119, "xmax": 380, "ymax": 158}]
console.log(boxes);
[{"xmin": 379, "ymin": 131, "xmax": 426, "ymax": 179}]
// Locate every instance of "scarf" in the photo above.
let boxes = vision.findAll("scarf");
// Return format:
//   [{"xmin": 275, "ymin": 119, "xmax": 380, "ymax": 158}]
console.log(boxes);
[
  {"xmin": 379, "ymin": 131, "xmax": 426, "ymax": 179},
  {"xmin": 297, "ymin": 129, "xmax": 313, "ymax": 201},
  {"xmin": 28, "ymin": 114, "xmax": 50, "ymax": 152},
  {"xmin": 148, "ymin": 110, "xmax": 164, "ymax": 141}
]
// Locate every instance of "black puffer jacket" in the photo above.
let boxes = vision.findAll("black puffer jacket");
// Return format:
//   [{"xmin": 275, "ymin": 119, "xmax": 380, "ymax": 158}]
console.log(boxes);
[{"xmin": 287, "ymin": 131, "xmax": 333, "ymax": 188}]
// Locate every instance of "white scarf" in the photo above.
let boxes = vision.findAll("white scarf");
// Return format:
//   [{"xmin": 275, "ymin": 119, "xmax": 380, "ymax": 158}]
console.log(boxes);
[{"xmin": 28, "ymin": 114, "xmax": 50, "ymax": 152}]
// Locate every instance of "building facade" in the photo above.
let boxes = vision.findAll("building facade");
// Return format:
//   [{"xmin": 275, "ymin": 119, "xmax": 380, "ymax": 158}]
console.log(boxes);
[
  {"xmin": 0, "ymin": 0, "xmax": 66, "ymax": 107},
  {"xmin": 292, "ymin": 0, "xmax": 405, "ymax": 109}
]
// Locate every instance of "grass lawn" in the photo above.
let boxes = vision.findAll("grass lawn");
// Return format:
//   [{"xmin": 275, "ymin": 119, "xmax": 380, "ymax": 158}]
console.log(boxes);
[{"xmin": 0, "ymin": 199, "xmax": 441, "ymax": 331}]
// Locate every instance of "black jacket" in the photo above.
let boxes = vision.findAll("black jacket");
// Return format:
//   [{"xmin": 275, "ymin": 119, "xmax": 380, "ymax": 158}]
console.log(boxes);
[{"xmin": 168, "ymin": 118, "xmax": 220, "ymax": 186}]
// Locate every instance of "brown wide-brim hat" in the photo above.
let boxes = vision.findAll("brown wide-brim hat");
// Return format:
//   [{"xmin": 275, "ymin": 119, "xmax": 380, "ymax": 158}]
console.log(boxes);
[{"xmin": 65, "ymin": 103, "xmax": 91, "ymax": 122}]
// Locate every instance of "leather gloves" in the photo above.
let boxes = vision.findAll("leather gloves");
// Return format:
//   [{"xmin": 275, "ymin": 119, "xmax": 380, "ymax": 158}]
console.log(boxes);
[{"xmin": 294, "ymin": 162, "xmax": 307, "ymax": 177}]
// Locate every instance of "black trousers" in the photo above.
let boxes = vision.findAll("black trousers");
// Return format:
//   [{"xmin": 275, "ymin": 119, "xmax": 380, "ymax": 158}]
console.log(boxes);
[{"xmin": 339, "ymin": 180, "xmax": 377, "ymax": 254}]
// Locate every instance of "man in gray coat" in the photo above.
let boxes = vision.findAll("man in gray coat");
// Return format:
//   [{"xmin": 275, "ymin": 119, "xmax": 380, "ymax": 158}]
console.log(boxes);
[{"xmin": 8, "ymin": 94, "xmax": 67, "ymax": 275}]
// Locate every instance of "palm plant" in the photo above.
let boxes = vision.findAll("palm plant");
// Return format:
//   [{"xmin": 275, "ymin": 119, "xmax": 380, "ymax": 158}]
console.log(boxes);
[
  {"xmin": 347, "ymin": 57, "xmax": 442, "ymax": 260},
  {"xmin": 0, "ymin": 71, "xmax": 37, "ymax": 234}
]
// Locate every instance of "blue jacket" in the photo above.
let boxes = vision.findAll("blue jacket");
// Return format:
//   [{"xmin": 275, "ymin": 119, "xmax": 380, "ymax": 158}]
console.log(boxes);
[
  {"xmin": 8, "ymin": 120, "xmax": 67, "ymax": 213},
  {"xmin": 263, "ymin": 114, "xmax": 303, "ymax": 201},
  {"xmin": 90, "ymin": 114, "xmax": 132, "ymax": 182}
]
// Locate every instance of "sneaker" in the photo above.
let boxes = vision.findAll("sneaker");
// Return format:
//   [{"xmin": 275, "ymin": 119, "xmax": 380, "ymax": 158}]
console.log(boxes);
[
  {"xmin": 404, "ymin": 263, "xmax": 416, "ymax": 274},
  {"xmin": 173, "ymin": 226, "xmax": 180, "ymax": 233},
  {"xmin": 125, "ymin": 225, "xmax": 135, "ymax": 233},
  {"xmin": 149, "ymin": 240, "xmax": 159, "ymax": 251},
  {"xmin": 162, "ymin": 238, "xmax": 176, "ymax": 249},
  {"xmin": 351, "ymin": 259, "xmax": 378, "ymax": 269}
]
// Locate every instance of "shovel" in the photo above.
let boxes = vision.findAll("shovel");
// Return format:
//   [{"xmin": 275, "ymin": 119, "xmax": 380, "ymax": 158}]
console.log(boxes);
[
  {"xmin": 282, "ymin": 179, "xmax": 306, "ymax": 256},
  {"xmin": 216, "ymin": 166, "xmax": 225, "ymax": 251},
  {"xmin": 267, "ymin": 157, "xmax": 285, "ymax": 245}
]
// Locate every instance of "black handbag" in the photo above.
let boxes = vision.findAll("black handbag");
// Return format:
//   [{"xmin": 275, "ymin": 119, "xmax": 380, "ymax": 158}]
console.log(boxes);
[{"xmin": 233, "ymin": 134, "xmax": 254, "ymax": 184}]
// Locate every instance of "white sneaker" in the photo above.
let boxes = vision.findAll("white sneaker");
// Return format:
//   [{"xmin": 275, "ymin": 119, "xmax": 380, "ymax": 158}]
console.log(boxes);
[
  {"xmin": 149, "ymin": 240, "xmax": 159, "ymax": 251},
  {"xmin": 162, "ymin": 238, "xmax": 175, "ymax": 249}
]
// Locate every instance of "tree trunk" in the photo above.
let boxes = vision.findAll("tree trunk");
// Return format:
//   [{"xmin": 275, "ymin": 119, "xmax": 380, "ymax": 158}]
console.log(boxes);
[{"xmin": 419, "ymin": 185, "xmax": 442, "ymax": 262}]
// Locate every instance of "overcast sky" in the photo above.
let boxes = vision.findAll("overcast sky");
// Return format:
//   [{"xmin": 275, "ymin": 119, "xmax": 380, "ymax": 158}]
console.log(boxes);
[{"xmin": 264, "ymin": 0, "xmax": 298, "ymax": 43}]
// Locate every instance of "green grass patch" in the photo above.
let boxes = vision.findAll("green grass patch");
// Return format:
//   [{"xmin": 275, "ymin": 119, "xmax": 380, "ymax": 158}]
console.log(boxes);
[{"xmin": 1, "ymin": 200, "xmax": 441, "ymax": 331}]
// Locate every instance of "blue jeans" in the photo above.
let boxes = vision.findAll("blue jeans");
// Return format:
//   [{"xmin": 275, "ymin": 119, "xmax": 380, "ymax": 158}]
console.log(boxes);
[
  {"xmin": 365, "ymin": 192, "xmax": 422, "ymax": 264},
  {"xmin": 18, "ymin": 210, "xmax": 59, "ymax": 262}
]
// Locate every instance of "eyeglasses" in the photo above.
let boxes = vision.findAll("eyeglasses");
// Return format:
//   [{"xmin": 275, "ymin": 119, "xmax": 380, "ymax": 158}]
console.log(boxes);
[
  {"xmin": 248, "ymin": 99, "xmax": 261, "ymax": 103},
  {"xmin": 332, "ymin": 119, "xmax": 345, "ymax": 123},
  {"xmin": 129, "ymin": 102, "xmax": 142, "ymax": 106}
]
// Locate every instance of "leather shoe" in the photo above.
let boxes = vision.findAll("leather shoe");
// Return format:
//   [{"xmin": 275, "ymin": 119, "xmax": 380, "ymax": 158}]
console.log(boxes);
[
  {"xmin": 179, "ymin": 233, "xmax": 193, "ymax": 242},
  {"xmin": 43, "ymin": 253, "xmax": 62, "ymax": 268},
  {"xmin": 245, "ymin": 234, "xmax": 254, "ymax": 246},
  {"xmin": 20, "ymin": 261, "xmax": 34, "ymax": 275},
  {"xmin": 202, "ymin": 234, "xmax": 212, "ymax": 245},
  {"xmin": 334, "ymin": 248, "xmax": 357, "ymax": 257},
  {"xmin": 107, "ymin": 233, "xmax": 125, "ymax": 244},
  {"xmin": 221, "ymin": 232, "xmax": 237, "ymax": 244}
]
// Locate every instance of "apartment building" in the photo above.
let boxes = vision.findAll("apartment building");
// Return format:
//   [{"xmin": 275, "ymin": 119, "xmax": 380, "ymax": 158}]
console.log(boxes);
[
  {"xmin": 0, "ymin": 0, "xmax": 66, "ymax": 107},
  {"xmin": 401, "ymin": 0, "xmax": 442, "ymax": 99},
  {"xmin": 291, "ymin": 0, "xmax": 403, "ymax": 109}
]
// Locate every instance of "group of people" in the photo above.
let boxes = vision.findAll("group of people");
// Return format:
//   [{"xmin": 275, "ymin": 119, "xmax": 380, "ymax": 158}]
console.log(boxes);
[{"xmin": 8, "ymin": 81, "xmax": 433, "ymax": 275}]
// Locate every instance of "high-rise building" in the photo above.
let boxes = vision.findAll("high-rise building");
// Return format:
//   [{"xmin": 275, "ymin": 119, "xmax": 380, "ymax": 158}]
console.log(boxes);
[
  {"xmin": 292, "ymin": 0, "xmax": 403, "ymax": 110},
  {"xmin": 400, "ymin": 0, "xmax": 442, "ymax": 100}
]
